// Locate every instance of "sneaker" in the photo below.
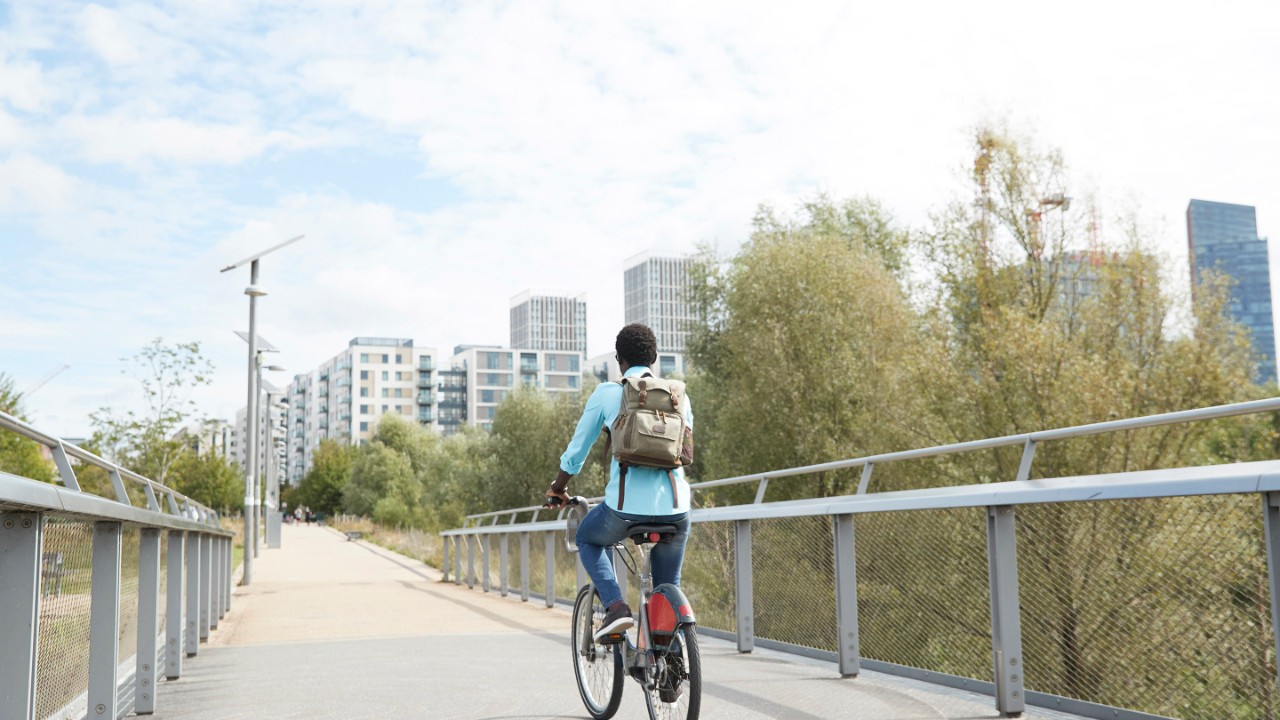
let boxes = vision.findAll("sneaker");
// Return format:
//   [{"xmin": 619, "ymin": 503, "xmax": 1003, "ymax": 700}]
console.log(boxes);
[{"xmin": 594, "ymin": 602, "xmax": 634, "ymax": 642}]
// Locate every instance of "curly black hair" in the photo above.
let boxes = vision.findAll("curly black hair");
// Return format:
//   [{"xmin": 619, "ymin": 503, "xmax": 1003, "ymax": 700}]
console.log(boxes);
[{"xmin": 615, "ymin": 323, "xmax": 658, "ymax": 368}]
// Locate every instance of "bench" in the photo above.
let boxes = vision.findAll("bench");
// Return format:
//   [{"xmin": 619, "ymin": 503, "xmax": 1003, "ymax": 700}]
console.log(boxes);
[{"xmin": 345, "ymin": 531, "xmax": 364, "ymax": 541}]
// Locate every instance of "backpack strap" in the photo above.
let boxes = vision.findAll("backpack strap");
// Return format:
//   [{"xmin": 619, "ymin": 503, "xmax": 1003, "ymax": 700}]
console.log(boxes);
[{"xmin": 617, "ymin": 463, "xmax": 628, "ymax": 510}]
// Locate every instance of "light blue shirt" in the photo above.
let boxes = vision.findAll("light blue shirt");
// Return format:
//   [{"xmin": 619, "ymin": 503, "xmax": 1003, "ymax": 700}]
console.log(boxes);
[{"xmin": 559, "ymin": 365, "xmax": 693, "ymax": 515}]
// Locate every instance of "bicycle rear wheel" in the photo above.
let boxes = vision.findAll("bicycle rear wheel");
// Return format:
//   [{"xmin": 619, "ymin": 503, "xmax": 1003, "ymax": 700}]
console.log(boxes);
[
  {"xmin": 644, "ymin": 624, "xmax": 701, "ymax": 720},
  {"xmin": 572, "ymin": 585, "xmax": 623, "ymax": 720}
]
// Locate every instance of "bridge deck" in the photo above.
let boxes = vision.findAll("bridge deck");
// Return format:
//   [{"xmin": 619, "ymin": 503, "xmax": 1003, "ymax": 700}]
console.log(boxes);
[{"xmin": 155, "ymin": 524, "xmax": 1083, "ymax": 720}]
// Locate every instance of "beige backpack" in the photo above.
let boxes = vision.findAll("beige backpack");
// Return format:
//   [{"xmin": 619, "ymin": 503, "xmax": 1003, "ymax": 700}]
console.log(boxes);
[{"xmin": 609, "ymin": 374, "xmax": 693, "ymax": 510}]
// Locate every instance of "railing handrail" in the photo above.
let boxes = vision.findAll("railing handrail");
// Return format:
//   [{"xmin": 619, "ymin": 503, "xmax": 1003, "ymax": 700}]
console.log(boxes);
[
  {"xmin": 462, "ymin": 395, "xmax": 1280, "ymax": 522},
  {"xmin": 0, "ymin": 409, "xmax": 225, "ymax": 530}
]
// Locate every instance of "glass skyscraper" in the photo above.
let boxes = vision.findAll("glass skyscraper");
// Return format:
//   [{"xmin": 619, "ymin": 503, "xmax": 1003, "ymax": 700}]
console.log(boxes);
[{"xmin": 1187, "ymin": 199, "xmax": 1276, "ymax": 383}]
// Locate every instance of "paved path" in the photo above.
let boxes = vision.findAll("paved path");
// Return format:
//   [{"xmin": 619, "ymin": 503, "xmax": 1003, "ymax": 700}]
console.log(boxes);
[{"xmin": 152, "ymin": 523, "xmax": 1082, "ymax": 720}]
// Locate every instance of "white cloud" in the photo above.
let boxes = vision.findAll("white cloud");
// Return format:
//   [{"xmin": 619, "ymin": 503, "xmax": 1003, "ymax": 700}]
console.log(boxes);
[
  {"xmin": 0, "ymin": 154, "xmax": 75, "ymax": 214},
  {"xmin": 79, "ymin": 4, "xmax": 140, "ymax": 66},
  {"xmin": 59, "ymin": 113, "xmax": 293, "ymax": 166}
]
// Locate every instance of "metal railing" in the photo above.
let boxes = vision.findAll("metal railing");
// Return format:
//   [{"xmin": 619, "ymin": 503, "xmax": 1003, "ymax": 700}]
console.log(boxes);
[
  {"xmin": 442, "ymin": 397, "xmax": 1280, "ymax": 720},
  {"xmin": 0, "ymin": 411, "xmax": 235, "ymax": 720}
]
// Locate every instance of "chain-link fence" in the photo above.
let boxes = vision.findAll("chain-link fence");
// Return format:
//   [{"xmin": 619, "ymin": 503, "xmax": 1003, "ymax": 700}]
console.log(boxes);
[
  {"xmin": 35, "ymin": 518, "xmax": 95, "ymax": 720},
  {"xmin": 1018, "ymin": 495, "xmax": 1276, "ymax": 720},
  {"xmin": 856, "ymin": 507, "xmax": 991, "ymax": 680},
  {"xmin": 683, "ymin": 520, "xmax": 736, "ymax": 634},
  {"xmin": 753, "ymin": 516, "xmax": 838, "ymax": 653}
]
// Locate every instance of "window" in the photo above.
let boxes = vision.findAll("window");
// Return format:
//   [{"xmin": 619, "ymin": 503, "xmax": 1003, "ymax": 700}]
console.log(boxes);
[
  {"xmin": 360, "ymin": 388, "xmax": 369, "ymax": 397},
  {"xmin": 569, "ymin": 376, "xmax": 578, "ymax": 389},
  {"xmin": 360, "ymin": 421, "xmax": 368, "ymax": 432},
  {"xmin": 394, "ymin": 388, "xmax": 403, "ymax": 398},
  {"xmin": 481, "ymin": 389, "xmax": 494, "ymax": 403},
  {"xmin": 360, "ymin": 404, "xmax": 369, "ymax": 414},
  {"xmin": 360, "ymin": 370, "xmax": 369, "ymax": 380},
  {"xmin": 360, "ymin": 353, "xmax": 369, "ymax": 362},
  {"xmin": 396, "ymin": 354, "xmax": 403, "ymax": 364},
  {"xmin": 382, "ymin": 354, "xmax": 389, "ymax": 363},
  {"xmin": 569, "ymin": 355, "xmax": 580, "ymax": 372},
  {"xmin": 382, "ymin": 404, "xmax": 389, "ymax": 413},
  {"xmin": 381, "ymin": 371, "xmax": 389, "ymax": 381},
  {"xmin": 382, "ymin": 389, "xmax": 390, "ymax": 398},
  {"xmin": 547, "ymin": 355, "xmax": 557, "ymax": 371}
]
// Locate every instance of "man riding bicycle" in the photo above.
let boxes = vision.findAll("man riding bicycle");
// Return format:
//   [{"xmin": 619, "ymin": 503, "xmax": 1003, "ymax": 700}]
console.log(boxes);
[{"xmin": 546, "ymin": 323, "xmax": 693, "ymax": 642}]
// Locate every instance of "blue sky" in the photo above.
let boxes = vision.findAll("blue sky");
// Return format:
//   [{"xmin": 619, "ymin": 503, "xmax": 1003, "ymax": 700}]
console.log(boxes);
[{"xmin": 1, "ymin": 0, "xmax": 1278, "ymax": 437}]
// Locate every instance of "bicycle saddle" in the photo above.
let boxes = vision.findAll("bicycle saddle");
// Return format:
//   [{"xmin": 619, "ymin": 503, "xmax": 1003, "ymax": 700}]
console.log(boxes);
[{"xmin": 627, "ymin": 524, "xmax": 680, "ymax": 545}]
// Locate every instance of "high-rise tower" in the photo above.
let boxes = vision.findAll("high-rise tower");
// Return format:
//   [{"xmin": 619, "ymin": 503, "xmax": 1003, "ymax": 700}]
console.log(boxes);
[{"xmin": 1187, "ymin": 199, "xmax": 1276, "ymax": 383}]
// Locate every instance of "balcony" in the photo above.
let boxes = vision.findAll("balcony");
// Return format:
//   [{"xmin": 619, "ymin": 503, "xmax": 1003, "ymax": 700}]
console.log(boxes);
[
  {"xmin": 338, "ymin": 412, "xmax": 352, "ymax": 421},
  {"xmin": 438, "ymin": 399, "xmax": 466, "ymax": 409},
  {"xmin": 319, "ymin": 405, "xmax": 328, "ymax": 414},
  {"xmin": 417, "ymin": 392, "xmax": 434, "ymax": 405},
  {"xmin": 520, "ymin": 361, "xmax": 538, "ymax": 373},
  {"xmin": 418, "ymin": 357, "xmax": 434, "ymax": 371},
  {"xmin": 338, "ymin": 395, "xmax": 352, "ymax": 405},
  {"xmin": 336, "ymin": 376, "xmax": 352, "ymax": 387},
  {"xmin": 417, "ymin": 375, "xmax": 433, "ymax": 388},
  {"xmin": 418, "ymin": 409, "xmax": 433, "ymax": 423},
  {"xmin": 318, "ymin": 388, "xmax": 329, "ymax": 397}
]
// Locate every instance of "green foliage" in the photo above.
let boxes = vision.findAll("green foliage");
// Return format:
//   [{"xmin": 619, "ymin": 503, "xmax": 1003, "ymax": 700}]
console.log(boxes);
[
  {"xmin": 0, "ymin": 374, "xmax": 56, "ymax": 482},
  {"xmin": 686, "ymin": 196, "xmax": 928, "ymax": 502},
  {"xmin": 89, "ymin": 338, "xmax": 213, "ymax": 484},
  {"xmin": 169, "ymin": 450, "xmax": 243, "ymax": 514},
  {"xmin": 294, "ymin": 440, "xmax": 352, "ymax": 515}
]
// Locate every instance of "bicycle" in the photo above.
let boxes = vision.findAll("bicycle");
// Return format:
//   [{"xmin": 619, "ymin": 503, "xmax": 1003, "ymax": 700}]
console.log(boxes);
[{"xmin": 553, "ymin": 496, "xmax": 702, "ymax": 720}]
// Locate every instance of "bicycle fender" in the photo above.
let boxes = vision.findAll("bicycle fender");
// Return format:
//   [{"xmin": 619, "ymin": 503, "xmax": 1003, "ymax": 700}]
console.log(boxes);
[{"xmin": 649, "ymin": 583, "xmax": 696, "ymax": 630}]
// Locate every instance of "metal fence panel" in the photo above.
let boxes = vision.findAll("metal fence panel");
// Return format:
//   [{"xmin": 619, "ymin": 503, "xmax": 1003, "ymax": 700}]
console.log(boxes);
[
  {"xmin": 684, "ymin": 521, "xmax": 737, "ymax": 635},
  {"xmin": 36, "ymin": 519, "xmax": 96, "ymax": 720},
  {"xmin": 1018, "ymin": 495, "xmax": 1277, "ymax": 720},
  {"xmin": 117, "ymin": 526, "xmax": 141, "ymax": 667},
  {"xmin": 752, "ymin": 516, "xmax": 837, "ymax": 653},
  {"xmin": 855, "ymin": 507, "xmax": 991, "ymax": 680}
]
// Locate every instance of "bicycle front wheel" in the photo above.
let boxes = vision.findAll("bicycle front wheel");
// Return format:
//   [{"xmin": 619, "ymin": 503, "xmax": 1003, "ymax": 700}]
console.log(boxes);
[
  {"xmin": 645, "ymin": 624, "xmax": 701, "ymax": 720},
  {"xmin": 572, "ymin": 585, "xmax": 623, "ymax": 720}
]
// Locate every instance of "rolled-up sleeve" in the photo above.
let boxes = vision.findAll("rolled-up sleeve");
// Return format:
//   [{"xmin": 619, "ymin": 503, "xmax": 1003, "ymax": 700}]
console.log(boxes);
[{"xmin": 559, "ymin": 384, "xmax": 610, "ymax": 475}]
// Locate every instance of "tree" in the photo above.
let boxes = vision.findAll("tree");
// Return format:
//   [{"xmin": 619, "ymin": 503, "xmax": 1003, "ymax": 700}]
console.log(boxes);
[
  {"xmin": 0, "ymin": 373, "xmax": 55, "ymax": 482},
  {"xmin": 295, "ymin": 440, "xmax": 352, "ymax": 516},
  {"xmin": 344, "ymin": 440, "xmax": 413, "ymax": 518},
  {"xmin": 685, "ymin": 196, "xmax": 928, "ymax": 502},
  {"xmin": 169, "ymin": 451, "xmax": 243, "ymax": 514},
  {"xmin": 89, "ymin": 339, "xmax": 213, "ymax": 484}
]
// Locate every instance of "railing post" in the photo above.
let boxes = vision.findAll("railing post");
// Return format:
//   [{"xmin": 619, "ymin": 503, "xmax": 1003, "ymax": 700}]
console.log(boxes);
[
  {"xmin": 520, "ymin": 532, "xmax": 530, "ymax": 602},
  {"xmin": 466, "ymin": 535, "xmax": 476, "ymax": 589},
  {"xmin": 136, "ymin": 528, "xmax": 161, "ymax": 714},
  {"xmin": 87, "ymin": 521, "xmax": 123, "ymax": 720},
  {"xmin": 0, "ymin": 511, "xmax": 42, "ymax": 720},
  {"xmin": 500, "ymin": 533, "xmax": 510, "ymax": 597},
  {"xmin": 833, "ymin": 514, "xmax": 860, "ymax": 677},
  {"xmin": 200, "ymin": 534, "xmax": 212, "ymax": 640},
  {"xmin": 545, "ymin": 531, "xmax": 556, "ymax": 608},
  {"xmin": 482, "ymin": 534, "xmax": 491, "ymax": 592},
  {"xmin": 166, "ymin": 531, "xmax": 184, "ymax": 679},
  {"xmin": 223, "ymin": 536, "xmax": 232, "ymax": 606},
  {"xmin": 1262, "ymin": 492, "xmax": 1280, "ymax": 695},
  {"xmin": 734, "ymin": 519, "xmax": 754, "ymax": 653},
  {"xmin": 442, "ymin": 534, "xmax": 451, "ymax": 582},
  {"xmin": 185, "ymin": 532, "xmax": 200, "ymax": 657},
  {"xmin": 453, "ymin": 536, "xmax": 462, "ymax": 585},
  {"xmin": 210, "ymin": 535, "xmax": 221, "ymax": 630},
  {"xmin": 987, "ymin": 505, "xmax": 1026, "ymax": 717}
]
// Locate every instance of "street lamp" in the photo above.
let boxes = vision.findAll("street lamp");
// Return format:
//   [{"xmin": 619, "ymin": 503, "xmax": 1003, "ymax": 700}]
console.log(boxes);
[
  {"xmin": 259, "ymin": 366, "xmax": 287, "ymax": 552},
  {"xmin": 220, "ymin": 235, "xmax": 303, "ymax": 586}
]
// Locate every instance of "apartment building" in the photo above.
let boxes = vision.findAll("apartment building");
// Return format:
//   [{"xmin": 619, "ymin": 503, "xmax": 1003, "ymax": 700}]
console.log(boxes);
[
  {"xmin": 443, "ymin": 345, "xmax": 585, "ymax": 433},
  {"xmin": 622, "ymin": 252, "xmax": 695, "ymax": 376},
  {"xmin": 173, "ymin": 419, "xmax": 235, "ymax": 460},
  {"xmin": 510, "ymin": 291, "xmax": 588, "ymax": 354},
  {"xmin": 283, "ymin": 338, "xmax": 438, "ymax": 483},
  {"xmin": 233, "ymin": 387, "xmax": 287, "ymax": 480}
]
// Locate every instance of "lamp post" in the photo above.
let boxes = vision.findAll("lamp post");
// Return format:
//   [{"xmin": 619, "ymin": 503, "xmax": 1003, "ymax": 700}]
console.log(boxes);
[
  {"xmin": 259, "ymin": 367, "xmax": 287, "ymax": 551},
  {"xmin": 220, "ymin": 235, "xmax": 303, "ymax": 586}
]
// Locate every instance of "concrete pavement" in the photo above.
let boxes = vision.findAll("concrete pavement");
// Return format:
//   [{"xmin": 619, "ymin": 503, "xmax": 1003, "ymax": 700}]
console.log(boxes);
[{"xmin": 152, "ymin": 522, "xmax": 1083, "ymax": 719}]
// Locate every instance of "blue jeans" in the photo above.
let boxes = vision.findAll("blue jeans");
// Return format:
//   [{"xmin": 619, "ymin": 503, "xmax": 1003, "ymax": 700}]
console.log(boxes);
[{"xmin": 575, "ymin": 503, "xmax": 690, "ymax": 608}]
